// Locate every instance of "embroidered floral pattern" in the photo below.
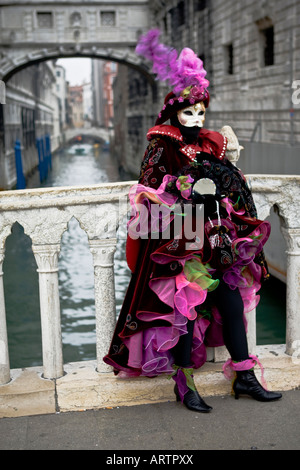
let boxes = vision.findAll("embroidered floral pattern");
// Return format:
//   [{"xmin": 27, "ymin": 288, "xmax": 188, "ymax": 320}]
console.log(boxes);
[{"xmin": 149, "ymin": 147, "xmax": 163, "ymax": 165}]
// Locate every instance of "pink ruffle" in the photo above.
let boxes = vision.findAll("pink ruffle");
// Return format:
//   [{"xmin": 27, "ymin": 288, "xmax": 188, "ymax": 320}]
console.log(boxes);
[
  {"xmin": 149, "ymin": 271, "xmax": 207, "ymax": 322},
  {"xmin": 121, "ymin": 266, "xmax": 212, "ymax": 377},
  {"xmin": 223, "ymin": 354, "xmax": 269, "ymax": 390},
  {"xmin": 123, "ymin": 306, "xmax": 188, "ymax": 376},
  {"xmin": 127, "ymin": 175, "xmax": 178, "ymax": 239}
]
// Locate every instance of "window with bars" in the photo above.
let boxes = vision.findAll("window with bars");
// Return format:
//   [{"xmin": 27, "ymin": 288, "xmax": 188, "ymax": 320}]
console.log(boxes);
[
  {"xmin": 37, "ymin": 12, "xmax": 53, "ymax": 28},
  {"xmin": 100, "ymin": 11, "xmax": 116, "ymax": 26}
]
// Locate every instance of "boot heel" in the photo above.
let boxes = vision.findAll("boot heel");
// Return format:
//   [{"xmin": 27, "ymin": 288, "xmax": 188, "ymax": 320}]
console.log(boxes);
[
  {"xmin": 234, "ymin": 392, "xmax": 239, "ymax": 400},
  {"xmin": 233, "ymin": 370, "xmax": 282, "ymax": 402},
  {"xmin": 173, "ymin": 379, "xmax": 212, "ymax": 412},
  {"xmin": 174, "ymin": 385, "xmax": 181, "ymax": 402}
]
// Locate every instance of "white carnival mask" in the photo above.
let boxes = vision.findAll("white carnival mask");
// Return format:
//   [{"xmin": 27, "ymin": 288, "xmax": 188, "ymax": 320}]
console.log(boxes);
[{"xmin": 177, "ymin": 102, "xmax": 206, "ymax": 128}]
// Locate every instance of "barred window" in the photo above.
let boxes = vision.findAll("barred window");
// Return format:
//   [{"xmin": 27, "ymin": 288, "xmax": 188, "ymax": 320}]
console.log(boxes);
[
  {"xmin": 37, "ymin": 12, "xmax": 53, "ymax": 28},
  {"xmin": 101, "ymin": 11, "xmax": 116, "ymax": 26}
]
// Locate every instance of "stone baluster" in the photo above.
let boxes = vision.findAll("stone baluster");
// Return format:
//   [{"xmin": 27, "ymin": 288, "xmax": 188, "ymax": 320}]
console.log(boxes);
[
  {"xmin": 0, "ymin": 249, "xmax": 10, "ymax": 384},
  {"xmin": 32, "ymin": 244, "xmax": 64, "ymax": 379},
  {"xmin": 281, "ymin": 228, "xmax": 300, "ymax": 356},
  {"xmin": 89, "ymin": 238, "xmax": 117, "ymax": 373}
]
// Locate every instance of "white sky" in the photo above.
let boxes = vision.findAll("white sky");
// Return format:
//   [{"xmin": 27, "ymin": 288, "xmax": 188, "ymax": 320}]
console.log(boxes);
[{"xmin": 56, "ymin": 58, "xmax": 92, "ymax": 86}]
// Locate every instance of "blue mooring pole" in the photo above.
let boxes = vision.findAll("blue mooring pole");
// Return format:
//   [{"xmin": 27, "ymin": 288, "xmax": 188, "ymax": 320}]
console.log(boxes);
[
  {"xmin": 41, "ymin": 137, "xmax": 48, "ymax": 181},
  {"xmin": 36, "ymin": 135, "xmax": 51, "ymax": 183},
  {"xmin": 14, "ymin": 140, "xmax": 26, "ymax": 189},
  {"xmin": 36, "ymin": 137, "xmax": 43, "ymax": 183},
  {"xmin": 45, "ymin": 134, "xmax": 52, "ymax": 171}
]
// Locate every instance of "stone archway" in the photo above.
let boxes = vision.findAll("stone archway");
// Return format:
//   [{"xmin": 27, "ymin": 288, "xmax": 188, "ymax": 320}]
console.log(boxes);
[
  {"xmin": 0, "ymin": 0, "xmax": 152, "ymax": 82},
  {"xmin": 0, "ymin": 45, "xmax": 154, "ymax": 84}
]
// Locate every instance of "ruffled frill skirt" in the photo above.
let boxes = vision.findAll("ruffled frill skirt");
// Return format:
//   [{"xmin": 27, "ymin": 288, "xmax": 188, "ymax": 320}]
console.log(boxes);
[{"xmin": 103, "ymin": 180, "xmax": 270, "ymax": 378}]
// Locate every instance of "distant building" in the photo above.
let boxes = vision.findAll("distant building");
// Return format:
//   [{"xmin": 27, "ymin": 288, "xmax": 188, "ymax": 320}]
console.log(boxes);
[
  {"xmin": 92, "ymin": 60, "xmax": 117, "ymax": 130},
  {"xmin": 103, "ymin": 62, "xmax": 118, "ymax": 130},
  {"xmin": 68, "ymin": 85, "xmax": 84, "ymax": 128},
  {"xmin": 82, "ymin": 82, "xmax": 93, "ymax": 125},
  {"xmin": 54, "ymin": 64, "xmax": 68, "ymax": 132}
]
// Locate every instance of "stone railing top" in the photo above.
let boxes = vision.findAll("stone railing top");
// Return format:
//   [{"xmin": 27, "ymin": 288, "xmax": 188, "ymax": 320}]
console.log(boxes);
[
  {"xmin": 0, "ymin": 181, "xmax": 133, "ymax": 210},
  {"xmin": 0, "ymin": 175, "xmax": 299, "ymax": 247},
  {"xmin": 245, "ymin": 175, "xmax": 300, "ymax": 229},
  {"xmin": 0, "ymin": 182, "xmax": 133, "ymax": 248}
]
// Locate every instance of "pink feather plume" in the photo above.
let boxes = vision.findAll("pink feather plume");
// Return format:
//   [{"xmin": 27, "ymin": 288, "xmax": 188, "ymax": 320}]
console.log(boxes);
[{"xmin": 135, "ymin": 29, "xmax": 209, "ymax": 95}]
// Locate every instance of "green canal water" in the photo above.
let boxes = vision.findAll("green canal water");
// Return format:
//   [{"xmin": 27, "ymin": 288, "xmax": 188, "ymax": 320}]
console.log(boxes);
[{"xmin": 3, "ymin": 143, "xmax": 286, "ymax": 369}]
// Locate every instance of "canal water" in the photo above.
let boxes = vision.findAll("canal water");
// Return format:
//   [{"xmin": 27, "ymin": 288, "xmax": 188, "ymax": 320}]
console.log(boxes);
[{"xmin": 4, "ymin": 143, "xmax": 286, "ymax": 369}]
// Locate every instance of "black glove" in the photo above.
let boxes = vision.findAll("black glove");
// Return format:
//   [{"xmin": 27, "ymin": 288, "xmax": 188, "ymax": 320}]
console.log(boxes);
[
  {"xmin": 195, "ymin": 151, "xmax": 213, "ymax": 162},
  {"xmin": 192, "ymin": 191, "xmax": 218, "ymax": 216}
]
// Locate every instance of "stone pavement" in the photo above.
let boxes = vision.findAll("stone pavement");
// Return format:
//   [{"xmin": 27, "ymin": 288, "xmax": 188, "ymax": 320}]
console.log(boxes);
[{"xmin": 0, "ymin": 389, "xmax": 299, "ymax": 451}]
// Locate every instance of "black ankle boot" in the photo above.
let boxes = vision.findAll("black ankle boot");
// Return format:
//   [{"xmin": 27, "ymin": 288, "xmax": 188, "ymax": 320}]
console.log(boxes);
[
  {"xmin": 171, "ymin": 366, "xmax": 212, "ymax": 413},
  {"xmin": 233, "ymin": 370, "xmax": 282, "ymax": 402},
  {"xmin": 174, "ymin": 384, "xmax": 212, "ymax": 413}
]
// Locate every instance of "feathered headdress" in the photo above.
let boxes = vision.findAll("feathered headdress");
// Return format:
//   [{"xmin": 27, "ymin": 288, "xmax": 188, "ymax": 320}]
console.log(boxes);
[{"xmin": 135, "ymin": 29, "xmax": 210, "ymax": 124}]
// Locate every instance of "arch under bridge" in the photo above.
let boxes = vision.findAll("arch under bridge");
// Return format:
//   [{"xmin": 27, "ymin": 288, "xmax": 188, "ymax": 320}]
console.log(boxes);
[{"xmin": 64, "ymin": 127, "xmax": 110, "ymax": 145}]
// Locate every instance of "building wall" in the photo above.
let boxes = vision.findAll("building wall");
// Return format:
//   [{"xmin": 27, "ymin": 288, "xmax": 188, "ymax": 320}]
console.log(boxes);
[
  {"xmin": 1, "ymin": 61, "xmax": 62, "ymax": 189},
  {"xmin": 55, "ymin": 64, "xmax": 67, "ymax": 132},
  {"xmin": 116, "ymin": 0, "xmax": 300, "ymax": 177},
  {"xmin": 112, "ymin": 64, "xmax": 158, "ymax": 177},
  {"xmin": 112, "ymin": 64, "xmax": 128, "ymax": 172},
  {"xmin": 112, "ymin": 0, "xmax": 300, "ymax": 282},
  {"xmin": 206, "ymin": 0, "xmax": 300, "ymax": 174}
]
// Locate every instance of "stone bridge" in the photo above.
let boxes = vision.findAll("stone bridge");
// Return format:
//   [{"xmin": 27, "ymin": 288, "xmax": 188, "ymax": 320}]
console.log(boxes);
[
  {"xmin": 0, "ymin": 174, "xmax": 299, "ymax": 418},
  {"xmin": 0, "ymin": 0, "xmax": 152, "ymax": 82},
  {"xmin": 64, "ymin": 127, "xmax": 110, "ymax": 144}
]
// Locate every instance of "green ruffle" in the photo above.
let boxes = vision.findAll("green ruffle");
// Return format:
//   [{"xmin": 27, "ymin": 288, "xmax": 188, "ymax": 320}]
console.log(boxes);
[
  {"xmin": 168, "ymin": 365, "xmax": 196, "ymax": 391},
  {"xmin": 184, "ymin": 256, "xmax": 219, "ymax": 292}
]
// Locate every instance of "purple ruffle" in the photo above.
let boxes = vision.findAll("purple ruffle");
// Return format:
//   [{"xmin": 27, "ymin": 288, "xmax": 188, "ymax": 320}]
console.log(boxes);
[{"xmin": 127, "ymin": 175, "xmax": 178, "ymax": 240}]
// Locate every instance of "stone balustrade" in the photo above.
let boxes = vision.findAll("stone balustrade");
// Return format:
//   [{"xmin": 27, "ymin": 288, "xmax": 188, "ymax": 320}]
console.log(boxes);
[{"xmin": 0, "ymin": 176, "xmax": 299, "ymax": 385}]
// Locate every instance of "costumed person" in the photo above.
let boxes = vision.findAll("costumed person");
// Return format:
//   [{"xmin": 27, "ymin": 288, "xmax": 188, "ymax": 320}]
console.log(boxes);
[{"xmin": 103, "ymin": 30, "xmax": 282, "ymax": 412}]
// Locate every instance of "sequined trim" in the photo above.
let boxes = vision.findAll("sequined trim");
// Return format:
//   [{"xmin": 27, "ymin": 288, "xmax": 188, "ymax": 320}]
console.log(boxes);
[
  {"xmin": 219, "ymin": 136, "xmax": 227, "ymax": 160},
  {"xmin": 147, "ymin": 128, "xmax": 184, "ymax": 141}
]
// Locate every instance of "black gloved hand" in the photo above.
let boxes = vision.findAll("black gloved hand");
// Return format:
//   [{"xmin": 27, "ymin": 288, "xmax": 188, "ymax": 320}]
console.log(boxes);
[
  {"xmin": 192, "ymin": 191, "xmax": 218, "ymax": 216},
  {"xmin": 195, "ymin": 151, "xmax": 214, "ymax": 163}
]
